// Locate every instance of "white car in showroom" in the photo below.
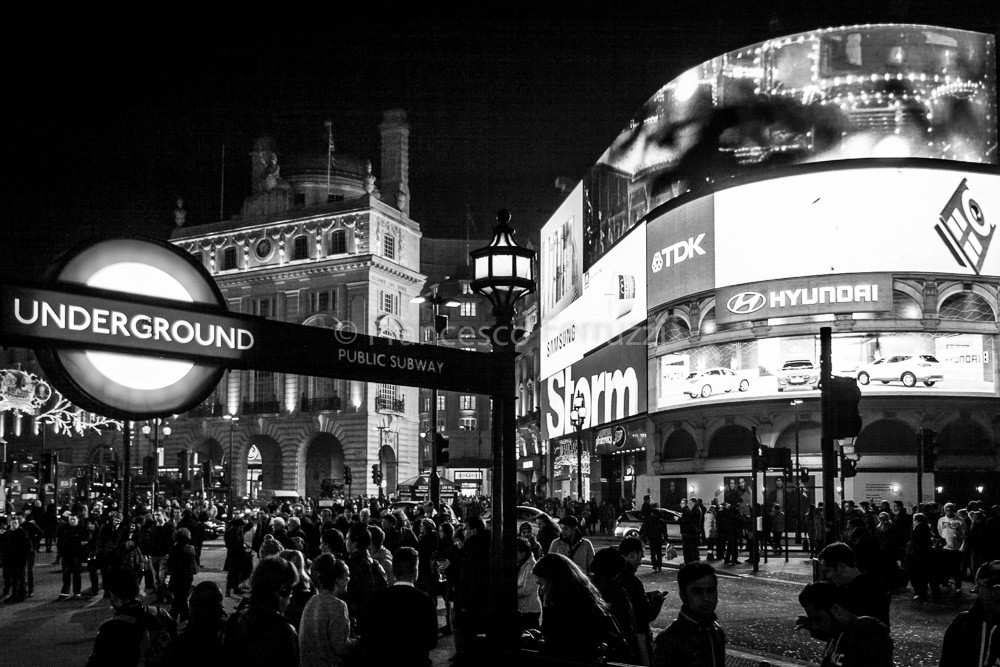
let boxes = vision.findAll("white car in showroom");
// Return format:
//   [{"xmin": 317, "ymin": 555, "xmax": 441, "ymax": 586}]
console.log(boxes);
[
  {"xmin": 855, "ymin": 354, "xmax": 943, "ymax": 387},
  {"xmin": 683, "ymin": 367, "xmax": 750, "ymax": 398},
  {"xmin": 776, "ymin": 359, "xmax": 819, "ymax": 392}
]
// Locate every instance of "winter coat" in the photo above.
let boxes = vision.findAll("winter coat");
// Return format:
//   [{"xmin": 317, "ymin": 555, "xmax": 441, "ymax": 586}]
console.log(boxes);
[
  {"xmin": 703, "ymin": 510, "xmax": 718, "ymax": 539},
  {"xmin": 939, "ymin": 599, "xmax": 1000, "ymax": 667}
]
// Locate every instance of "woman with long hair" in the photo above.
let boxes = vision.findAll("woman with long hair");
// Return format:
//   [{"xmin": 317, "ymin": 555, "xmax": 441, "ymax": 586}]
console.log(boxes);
[
  {"xmin": 298, "ymin": 554, "xmax": 357, "ymax": 667},
  {"xmin": 531, "ymin": 553, "xmax": 622, "ymax": 664},
  {"xmin": 277, "ymin": 549, "xmax": 314, "ymax": 629}
]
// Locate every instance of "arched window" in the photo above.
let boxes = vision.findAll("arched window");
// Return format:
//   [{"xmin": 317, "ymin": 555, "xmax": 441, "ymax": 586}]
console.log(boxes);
[
  {"xmin": 939, "ymin": 418, "xmax": 991, "ymax": 453},
  {"xmin": 854, "ymin": 419, "xmax": 912, "ymax": 454},
  {"xmin": 707, "ymin": 425, "xmax": 755, "ymax": 458},
  {"xmin": 222, "ymin": 246, "xmax": 238, "ymax": 271},
  {"xmin": 657, "ymin": 317, "xmax": 690, "ymax": 345},
  {"xmin": 292, "ymin": 235, "xmax": 310, "ymax": 260},
  {"xmin": 939, "ymin": 292, "xmax": 995, "ymax": 322},
  {"xmin": 891, "ymin": 290, "xmax": 922, "ymax": 319},
  {"xmin": 659, "ymin": 429, "xmax": 697, "ymax": 461},
  {"xmin": 330, "ymin": 229, "xmax": 347, "ymax": 254}
]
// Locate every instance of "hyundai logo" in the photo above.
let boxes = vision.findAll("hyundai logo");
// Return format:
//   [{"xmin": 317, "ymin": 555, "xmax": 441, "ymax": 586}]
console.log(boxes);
[{"xmin": 727, "ymin": 291, "xmax": 766, "ymax": 315}]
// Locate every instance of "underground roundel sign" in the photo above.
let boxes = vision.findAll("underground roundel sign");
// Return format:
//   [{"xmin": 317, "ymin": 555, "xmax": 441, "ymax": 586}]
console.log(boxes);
[{"xmin": 33, "ymin": 238, "xmax": 230, "ymax": 419}]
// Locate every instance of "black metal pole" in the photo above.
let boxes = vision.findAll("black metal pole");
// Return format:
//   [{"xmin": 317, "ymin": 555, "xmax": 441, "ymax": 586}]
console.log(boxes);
[
  {"xmin": 430, "ymin": 302, "xmax": 441, "ymax": 509},
  {"xmin": 794, "ymin": 402, "xmax": 801, "ymax": 546},
  {"xmin": 751, "ymin": 426, "xmax": 760, "ymax": 573},
  {"xmin": 576, "ymin": 423, "xmax": 583, "ymax": 501},
  {"xmin": 916, "ymin": 428, "xmax": 924, "ymax": 507},
  {"xmin": 152, "ymin": 420, "xmax": 159, "ymax": 510},
  {"xmin": 820, "ymin": 327, "xmax": 837, "ymax": 547},
  {"xmin": 487, "ymin": 308, "xmax": 519, "ymax": 648},
  {"xmin": 122, "ymin": 421, "xmax": 132, "ymax": 521}
]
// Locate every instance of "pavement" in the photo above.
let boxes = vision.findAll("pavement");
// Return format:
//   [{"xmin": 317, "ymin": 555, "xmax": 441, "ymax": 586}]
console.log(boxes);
[{"xmin": 0, "ymin": 536, "xmax": 960, "ymax": 667}]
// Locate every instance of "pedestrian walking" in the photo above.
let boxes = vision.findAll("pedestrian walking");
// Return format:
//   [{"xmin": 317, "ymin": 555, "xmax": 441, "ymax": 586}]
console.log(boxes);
[
  {"xmin": 652, "ymin": 562, "xmax": 725, "ymax": 667},
  {"xmin": 939, "ymin": 560, "xmax": 1000, "ymax": 666},
  {"xmin": 298, "ymin": 554, "xmax": 358, "ymax": 667},
  {"xmin": 86, "ymin": 565, "xmax": 176, "ymax": 667},
  {"xmin": 797, "ymin": 581, "xmax": 893, "ymax": 667},
  {"xmin": 905, "ymin": 513, "xmax": 941, "ymax": 603},
  {"xmin": 161, "ymin": 581, "xmax": 227, "ymax": 667},
  {"xmin": 548, "ymin": 515, "xmax": 595, "ymax": 574},
  {"xmin": 938, "ymin": 502, "xmax": 968, "ymax": 591},
  {"xmin": 56, "ymin": 512, "xmax": 89, "ymax": 598},
  {"xmin": 221, "ymin": 556, "xmax": 299, "ymax": 667},
  {"xmin": 620, "ymin": 537, "xmax": 667, "ymax": 665},
  {"xmin": 166, "ymin": 528, "xmax": 199, "ymax": 623},
  {"xmin": 515, "ymin": 537, "xmax": 541, "ymax": 630},
  {"xmin": 679, "ymin": 499, "xmax": 701, "ymax": 563},
  {"xmin": 704, "ymin": 505, "xmax": 718, "ymax": 560}
]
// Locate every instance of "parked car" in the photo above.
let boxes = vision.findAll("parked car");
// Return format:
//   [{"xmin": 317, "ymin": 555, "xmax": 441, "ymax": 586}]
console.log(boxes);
[
  {"xmin": 683, "ymin": 368, "xmax": 750, "ymax": 398},
  {"xmin": 855, "ymin": 354, "xmax": 943, "ymax": 387},
  {"xmin": 202, "ymin": 518, "xmax": 225, "ymax": 541},
  {"xmin": 481, "ymin": 505, "xmax": 548, "ymax": 534},
  {"xmin": 776, "ymin": 359, "xmax": 819, "ymax": 392},
  {"xmin": 613, "ymin": 508, "xmax": 682, "ymax": 541}
]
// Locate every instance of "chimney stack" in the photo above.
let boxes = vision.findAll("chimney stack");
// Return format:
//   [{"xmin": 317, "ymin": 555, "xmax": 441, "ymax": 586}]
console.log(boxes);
[{"xmin": 379, "ymin": 109, "xmax": 410, "ymax": 216}]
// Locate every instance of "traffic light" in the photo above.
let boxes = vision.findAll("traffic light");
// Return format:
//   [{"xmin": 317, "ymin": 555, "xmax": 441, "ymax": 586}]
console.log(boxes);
[
  {"xmin": 829, "ymin": 376, "xmax": 863, "ymax": 438},
  {"xmin": 752, "ymin": 443, "xmax": 767, "ymax": 472},
  {"xmin": 921, "ymin": 429, "xmax": 937, "ymax": 472},
  {"xmin": 434, "ymin": 433, "xmax": 450, "ymax": 466},
  {"xmin": 344, "ymin": 465, "xmax": 352, "ymax": 485},
  {"xmin": 841, "ymin": 456, "xmax": 858, "ymax": 478},
  {"xmin": 371, "ymin": 464, "xmax": 382, "ymax": 485},
  {"xmin": 177, "ymin": 449, "xmax": 190, "ymax": 483},
  {"xmin": 798, "ymin": 467, "xmax": 811, "ymax": 484}
]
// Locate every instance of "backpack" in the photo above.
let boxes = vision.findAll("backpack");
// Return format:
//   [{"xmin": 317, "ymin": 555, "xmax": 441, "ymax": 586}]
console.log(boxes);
[{"xmin": 112, "ymin": 603, "xmax": 176, "ymax": 667}]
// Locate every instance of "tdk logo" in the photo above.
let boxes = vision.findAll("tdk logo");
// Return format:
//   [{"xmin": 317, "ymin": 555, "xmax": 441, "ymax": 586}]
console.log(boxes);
[
  {"xmin": 935, "ymin": 178, "xmax": 993, "ymax": 275},
  {"xmin": 726, "ymin": 292, "xmax": 766, "ymax": 315},
  {"xmin": 650, "ymin": 234, "xmax": 706, "ymax": 273}
]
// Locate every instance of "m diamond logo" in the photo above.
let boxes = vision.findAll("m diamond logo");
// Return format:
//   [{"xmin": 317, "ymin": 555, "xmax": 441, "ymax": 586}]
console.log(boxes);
[{"xmin": 726, "ymin": 292, "xmax": 766, "ymax": 315}]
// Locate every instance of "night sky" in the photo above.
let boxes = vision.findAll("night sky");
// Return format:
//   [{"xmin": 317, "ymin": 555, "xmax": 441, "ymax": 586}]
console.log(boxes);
[{"xmin": 2, "ymin": 2, "xmax": 996, "ymax": 281}]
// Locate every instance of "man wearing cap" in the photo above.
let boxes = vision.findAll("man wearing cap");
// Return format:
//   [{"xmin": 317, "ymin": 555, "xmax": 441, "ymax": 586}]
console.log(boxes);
[
  {"xmin": 548, "ymin": 515, "xmax": 594, "ymax": 574},
  {"xmin": 939, "ymin": 560, "xmax": 1000, "ymax": 666}
]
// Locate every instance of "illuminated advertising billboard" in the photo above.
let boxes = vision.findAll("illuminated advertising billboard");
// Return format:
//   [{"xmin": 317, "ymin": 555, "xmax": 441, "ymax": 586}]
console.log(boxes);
[
  {"xmin": 655, "ymin": 331, "xmax": 995, "ymax": 409},
  {"xmin": 647, "ymin": 167, "xmax": 1000, "ymax": 312},
  {"xmin": 596, "ymin": 24, "xmax": 996, "ymax": 227},
  {"xmin": 540, "ymin": 224, "xmax": 646, "ymax": 379},
  {"xmin": 539, "ymin": 183, "xmax": 584, "ymax": 320},
  {"xmin": 542, "ymin": 325, "xmax": 648, "ymax": 441}
]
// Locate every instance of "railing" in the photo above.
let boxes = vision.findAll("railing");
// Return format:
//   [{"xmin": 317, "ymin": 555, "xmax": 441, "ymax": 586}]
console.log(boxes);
[
  {"xmin": 375, "ymin": 396, "xmax": 405, "ymax": 413},
  {"xmin": 241, "ymin": 399, "xmax": 281, "ymax": 414},
  {"xmin": 301, "ymin": 395, "xmax": 342, "ymax": 412},
  {"xmin": 186, "ymin": 399, "xmax": 225, "ymax": 418}
]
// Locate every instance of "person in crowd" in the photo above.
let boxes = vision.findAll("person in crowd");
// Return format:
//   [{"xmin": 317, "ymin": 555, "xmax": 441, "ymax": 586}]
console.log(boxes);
[
  {"xmin": 703, "ymin": 505, "xmax": 718, "ymax": 561},
  {"xmin": 84, "ymin": 514, "xmax": 104, "ymax": 597},
  {"xmin": 938, "ymin": 502, "xmax": 968, "ymax": 591},
  {"xmin": 652, "ymin": 561, "xmax": 724, "ymax": 667},
  {"xmin": 221, "ymin": 556, "xmax": 299, "ymax": 667},
  {"xmin": 589, "ymin": 547, "xmax": 639, "ymax": 663},
  {"xmin": 1, "ymin": 515, "xmax": 33, "ymax": 602},
  {"xmin": 118, "ymin": 519, "xmax": 147, "ymax": 590},
  {"xmin": 368, "ymin": 525, "xmax": 394, "ymax": 585},
  {"xmin": 298, "ymin": 553, "xmax": 358, "ymax": 667},
  {"xmin": 679, "ymin": 498, "xmax": 701, "ymax": 563},
  {"xmin": 519, "ymin": 521, "xmax": 543, "ymax": 560},
  {"xmin": 224, "ymin": 517, "xmax": 250, "ymax": 597},
  {"xmin": 515, "ymin": 536, "xmax": 541, "ymax": 630},
  {"xmin": 873, "ymin": 511, "xmax": 901, "ymax": 590},
  {"xmin": 536, "ymin": 513, "xmax": 560, "ymax": 554},
  {"xmin": 892, "ymin": 500, "xmax": 913, "ymax": 554},
  {"xmin": 532, "ymin": 553, "xmax": 624, "ymax": 664},
  {"xmin": 277, "ymin": 549, "xmax": 313, "ymax": 630},
  {"xmin": 718, "ymin": 502, "xmax": 739, "ymax": 564},
  {"xmin": 161, "ymin": 581, "xmax": 227, "ymax": 667},
  {"xmin": 966, "ymin": 510, "xmax": 990, "ymax": 580},
  {"xmin": 548, "ymin": 515, "xmax": 595, "ymax": 574},
  {"xmin": 361, "ymin": 546, "xmax": 438, "ymax": 666},
  {"xmin": 319, "ymin": 527, "xmax": 347, "ymax": 560},
  {"xmin": 416, "ymin": 518, "xmax": 439, "ymax": 594},
  {"xmin": 905, "ymin": 512, "xmax": 942, "ymax": 603},
  {"xmin": 137, "ymin": 513, "xmax": 158, "ymax": 594},
  {"xmin": 166, "ymin": 527, "xmax": 199, "ymax": 623},
  {"xmin": 816, "ymin": 542, "xmax": 890, "ymax": 627},
  {"xmin": 620, "ymin": 536, "xmax": 667, "ymax": 665},
  {"xmin": 86, "ymin": 565, "xmax": 176, "ymax": 667},
  {"xmin": 21, "ymin": 509, "xmax": 44, "ymax": 597},
  {"xmin": 770, "ymin": 504, "xmax": 785, "ymax": 555},
  {"xmin": 343, "ymin": 521, "xmax": 387, "ymax": 630},
  {"xmin": 95, "ymin": 512, "xmax": 126, "ymax": 595},
  {"xmin": 642, "ymin": 506, "xmax": 669, "ymax": 572},
  {"xmin": 797, "ymin": 581, "xmax": 893, "ymax": 666},
  {"xmin": 434, "ymin": 522, "xmax": 456, "ymax": 636},
  {"xmin": 57, "ymin": 512, "xmax": 89, "ymax": 598},
  {"xmin": 150, "ymin": 510, "xmax": 175, "ymax": 601},
  {"xmin": 939, "ymin": 560, "xmax": 1000, "ymax": 666},
  {"xmin": 451, "ymin": 516, "xmax": 491, "ymax": 663}
]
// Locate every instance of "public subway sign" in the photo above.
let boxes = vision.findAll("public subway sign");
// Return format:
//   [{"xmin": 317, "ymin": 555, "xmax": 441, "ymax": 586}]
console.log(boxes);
[
  {"xmin": 541, "ymin": 324, "xmax": 647, "ymax": 441},
  {"xmin": 0, "ymin": 238, "xmax": 501, "ymax": 420}
]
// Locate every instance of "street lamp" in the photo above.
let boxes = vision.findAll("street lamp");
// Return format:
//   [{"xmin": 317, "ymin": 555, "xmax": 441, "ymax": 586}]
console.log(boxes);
[
  {"xmin": 569, "ymin": 391, "xmax": 588, "ymax": 502},
  {"xmin": 411, "ymin": 287, "xmax": 460, "ymax": 509},
  {"xmin": 470, "ymin": 209, "xmax": 536, "ymax": 647},
  {"xmin": 790, "ymin": 399, "xmax": 803, "ymax": 545},
  {"xmin": 223, "ymin": 414, "xmax": 239, "ymax": 511},
  {"xmin": 141, "ymin": 418, "xmax": 171, "ymax": 510}
]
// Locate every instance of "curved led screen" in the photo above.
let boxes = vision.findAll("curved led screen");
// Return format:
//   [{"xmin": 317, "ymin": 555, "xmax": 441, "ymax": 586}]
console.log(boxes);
[
  {"xmin": 588, "ymin": 24, "xmax": 996, "ymax": 269},
  {"xmin": 655, "ymin": 330, "xmax": 995, "ymax": 410}
]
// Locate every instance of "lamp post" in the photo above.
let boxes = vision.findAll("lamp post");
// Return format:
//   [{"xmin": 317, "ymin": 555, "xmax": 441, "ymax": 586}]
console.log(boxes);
[
  {"xmin": 411, "ymin": 288, "xmax": 460, "ymax": 509},
  {"xmin": 141, "ymin": 418, "xmax": 171, "ymax": 510},
  {"xmin": 790, "ymin": 399, "xmax": 803, "ymax": 545},
  {"xmin": 569, "ymin": 391, "xmax": 588, "ymax": 502},
  {"xmin": 470, "ymin": 209, "xmax": 536, "ymax": 648},
  {"xmin": 223, "ymin": 414, "xmax": 239, "ymax": 511}
]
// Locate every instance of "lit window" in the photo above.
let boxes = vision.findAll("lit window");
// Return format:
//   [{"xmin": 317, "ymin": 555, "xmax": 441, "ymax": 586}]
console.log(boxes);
[
  {"xmin": 460, "ymin": 395, "xmax": 477, "ymax": 410},
  {"xmin": 379, "ymin": 291, "xmax": 399, "ymax": 315},
  {"xmin": 437, "ymin": 394, "xmax": 446, "ymax": 411},
  {"xmin": 459, "ymin": 417, "xmax": 477, "ymax": 431},
  {"xmin": 460, "ymin": 301, "xmax": 476, "ymax": 317},
  {"xmin": 292, "ymin": 235, "xmax": 309, "ymax": 260},
  {"xmin": 384, "ymin": 235, "xmax": 395, "ymax": 260},
  {"xmin": 461, "ymin": 282, "xmax": 473, "ymax": 295}
]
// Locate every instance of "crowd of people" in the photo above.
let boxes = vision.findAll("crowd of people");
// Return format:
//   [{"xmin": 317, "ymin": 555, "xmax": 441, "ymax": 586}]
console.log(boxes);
[{"xmin": 1, "ymin": 490, "xmax": 999, "ymax": 666}]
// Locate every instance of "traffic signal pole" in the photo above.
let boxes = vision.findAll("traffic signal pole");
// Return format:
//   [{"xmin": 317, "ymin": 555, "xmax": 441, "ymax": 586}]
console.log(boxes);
[{"xmin": 820, "ymin": 327, "xmax": 837, "ymax": 546}]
